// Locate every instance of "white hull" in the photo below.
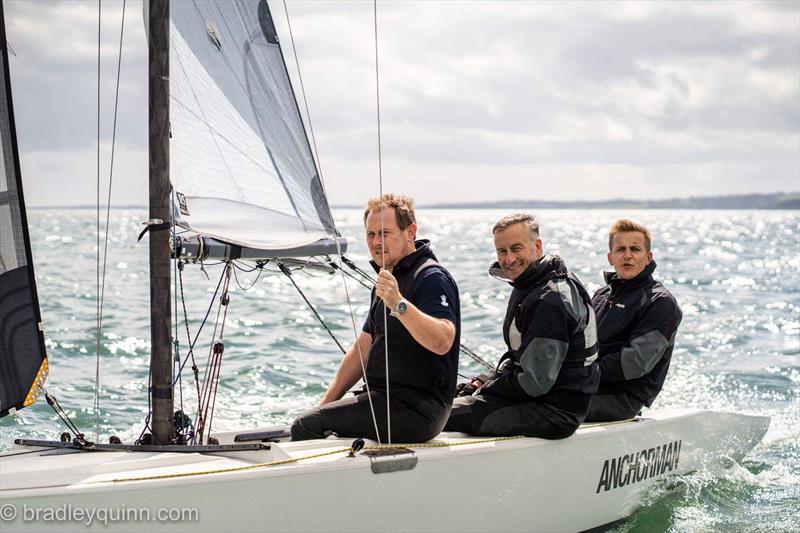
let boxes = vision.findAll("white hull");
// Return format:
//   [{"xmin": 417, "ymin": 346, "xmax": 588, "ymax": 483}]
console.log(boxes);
[{"xmin": 0, "ymin": 408, "xmax": 768, "ymax": 532}]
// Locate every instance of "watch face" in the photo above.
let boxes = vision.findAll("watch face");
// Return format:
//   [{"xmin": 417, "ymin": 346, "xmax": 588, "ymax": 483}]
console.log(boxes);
[{"xmin": 396, "ymin": 300, "xmax": 408, "ymax": 314}]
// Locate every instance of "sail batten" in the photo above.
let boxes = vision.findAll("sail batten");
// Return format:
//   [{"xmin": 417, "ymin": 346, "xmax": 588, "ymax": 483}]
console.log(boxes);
[{"xmin": 169, "ymin": 0, "xmax": 338, "ymax": 253}]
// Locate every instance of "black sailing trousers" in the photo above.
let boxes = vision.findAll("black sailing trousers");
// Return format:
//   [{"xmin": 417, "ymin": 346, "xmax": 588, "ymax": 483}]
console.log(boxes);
[
  {"xmin": 291, "ymin": 389, "xmax": 450, "ymax": 443},
  {"xmin": 444, "ymin": 393, "xmax": 588, "ymax": 439}
]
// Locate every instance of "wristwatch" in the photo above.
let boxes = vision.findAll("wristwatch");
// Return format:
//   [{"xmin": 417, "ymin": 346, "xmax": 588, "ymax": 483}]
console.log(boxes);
[{"xmin": 390, "ymin": 299, "xmax": 408, "ymax": 317}]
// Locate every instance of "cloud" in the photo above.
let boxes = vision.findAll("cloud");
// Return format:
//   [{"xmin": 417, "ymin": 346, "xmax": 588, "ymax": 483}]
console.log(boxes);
[
  {"xmin": 5, "ymin": 0, "xmax": 798, "ymax": 207},
  {"xmin": 7, "ymin": 0, "xmax": 147, "ymax": 154},
  {"xmin": 19, "ymin": 143, "xmax": 148, "ymax": 206}
]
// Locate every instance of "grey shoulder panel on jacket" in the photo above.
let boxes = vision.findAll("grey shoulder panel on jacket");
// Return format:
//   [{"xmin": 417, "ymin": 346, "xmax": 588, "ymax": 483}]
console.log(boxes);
[{"xmin": 551, "ymin": 278, "xmax": 588, "ymax": 328}]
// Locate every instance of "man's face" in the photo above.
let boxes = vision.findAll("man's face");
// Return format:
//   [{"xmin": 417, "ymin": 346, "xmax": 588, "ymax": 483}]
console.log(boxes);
[
  {"xmin": 365, "ymin": 207, "xmax": 416, "ymax": 270},
  {"xmin": 493, "ymin": 223, "xmax": 543, "ymax": 281},
  {"xmin": 608, "ymin": 231, "xmax": 653, "ymax": 280}
]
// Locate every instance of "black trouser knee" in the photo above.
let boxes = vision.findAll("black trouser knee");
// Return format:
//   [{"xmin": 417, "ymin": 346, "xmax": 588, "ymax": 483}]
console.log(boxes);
[
  {"xmin": 585, "ymin": 391, "xmax": 643, "ymax": 422},
  {"xmin": 291, "ymin": 390, "xmax": 448, "ymax": 442},
  {"xmin": 290, "ymin": 409, "xmax": 326, "ymax": 440}
]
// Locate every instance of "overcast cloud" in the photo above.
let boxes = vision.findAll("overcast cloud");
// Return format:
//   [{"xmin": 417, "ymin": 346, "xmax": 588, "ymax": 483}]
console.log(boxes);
[{"xmin": 4, "ymin": 0, "xmax": 798, "ymax": 207}]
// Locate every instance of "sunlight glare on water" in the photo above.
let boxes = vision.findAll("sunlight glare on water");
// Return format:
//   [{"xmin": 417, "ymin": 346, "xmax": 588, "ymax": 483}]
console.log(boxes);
[{"xmin": 1, "ymin": 208, "xmax": 797, "ymax": 532}]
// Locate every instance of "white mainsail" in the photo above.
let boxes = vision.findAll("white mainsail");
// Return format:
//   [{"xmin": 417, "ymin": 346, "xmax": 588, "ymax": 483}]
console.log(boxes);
[{"xmin": 169, "ymin": 0, "xmax": 336, "ymax": 251}]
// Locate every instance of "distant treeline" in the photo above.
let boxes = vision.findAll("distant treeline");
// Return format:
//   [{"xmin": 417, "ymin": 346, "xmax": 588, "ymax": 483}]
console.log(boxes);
[{"xmin": 425, "ymin": 192, "xmax": 800, "ymax": 210}]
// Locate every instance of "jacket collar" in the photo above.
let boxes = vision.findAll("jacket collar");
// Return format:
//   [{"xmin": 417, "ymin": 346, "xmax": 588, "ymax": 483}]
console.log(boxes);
[
  {"xmin": 603, "ymin": 260, "xmax": 657, "ymax": 292},
  {"xmin": 370, "ymin": 239, "xmax": 434, "ymax": 274},
  {"xmin": 489, "ymin": 255, "xmax": 567, "ymax": 288}
]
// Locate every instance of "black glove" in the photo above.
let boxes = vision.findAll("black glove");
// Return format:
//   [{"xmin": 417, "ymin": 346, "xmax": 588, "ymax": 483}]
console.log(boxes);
[
  {"xmin": 454, "ymin": 373, "xmax": 494, "ymax": 398},
  {"xmin": 455, "ymin": 381, "xmax": 477, "ymax": 397}
]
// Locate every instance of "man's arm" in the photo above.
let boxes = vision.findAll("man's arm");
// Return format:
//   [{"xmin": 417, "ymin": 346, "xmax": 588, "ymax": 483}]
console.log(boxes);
[
  {"xmin": 319, "ymin": 331, "xmax": 373, "ymax": 405},
  {"xmin": 598, "ymin": 296, "xmax": 682, "ymax": 382},
  {"xmin": 482, "ymin": 297, "xmax": 570, "ymax": 400},
  {"xmin": 393, "ymin": 303, "xmax": 455, "ymax": 355},
  {"xmin": 374, "ymin": 269, "xmax": 456, "ymax": 356}
]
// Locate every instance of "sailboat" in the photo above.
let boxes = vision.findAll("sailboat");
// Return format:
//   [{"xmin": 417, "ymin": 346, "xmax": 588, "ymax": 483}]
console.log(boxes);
[{"xmin": 0, "ymin": 1, "xmax": 769, "ymax": 532}]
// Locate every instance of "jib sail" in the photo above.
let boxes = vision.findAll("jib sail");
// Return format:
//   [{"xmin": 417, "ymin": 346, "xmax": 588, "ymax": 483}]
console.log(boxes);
[{"xmin": 169, "ymin": 0, "xmax": 340, "ymax": 253}]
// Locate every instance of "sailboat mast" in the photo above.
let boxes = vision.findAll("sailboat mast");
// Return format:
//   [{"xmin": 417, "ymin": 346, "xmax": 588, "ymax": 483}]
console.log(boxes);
[{"xmin": 148, "ymin": 0, "xmax": 174, "ymax": 444}]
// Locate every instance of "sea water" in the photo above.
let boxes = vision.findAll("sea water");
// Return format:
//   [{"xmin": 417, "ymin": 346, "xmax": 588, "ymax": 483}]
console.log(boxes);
[{"xmin": 1, "ymin": 208, "xmax": 798, "ymax": 532}]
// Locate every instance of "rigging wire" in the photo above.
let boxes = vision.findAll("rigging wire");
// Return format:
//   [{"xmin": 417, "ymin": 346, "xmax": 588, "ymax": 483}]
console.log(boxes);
[
  {"xmin": 279, "ymin": 262, "xmax": 347, "ymax": 354},
  {"xmin": 341, "ymin": 256, "xmax": 375, "ymax": 282},
  {"xmin": 231, "ymin": 260, "xmax": 266, "ymax": 290},
  {"xmin": 281, "ymin": 0, "xmax": 382, "ymax": 444},
  {"xmin": 93, "ymin": 0, "xmax": 102, "ymax": 444},
  {"xmin": 231, "ymin": 260, "xmax": 265, "ymax": 273},
  {"xmin": 94, "ymin": 0, "xmax": 127, "ymax": 445},
  {"xmin": 43, "ymin": 389, "xmax": 86, "ymax": 442},
  {"xmin": 328, "ymin": 261, "xmax": 373, "ymax": 290},
  {"xmin": 372, "ymin": 0, "xmax": 391, "ymax": 444}
]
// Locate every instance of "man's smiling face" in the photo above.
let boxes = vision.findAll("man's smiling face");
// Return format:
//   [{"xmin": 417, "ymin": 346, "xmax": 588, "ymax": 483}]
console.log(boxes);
[{"xmin": 494, "ymin": 222, "xmax": 542, "ymax": 281}]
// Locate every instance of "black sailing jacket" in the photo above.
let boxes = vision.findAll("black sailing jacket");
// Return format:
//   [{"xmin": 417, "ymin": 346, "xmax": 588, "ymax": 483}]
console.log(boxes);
[
  {"xmin": 592, "ymin": 261, "xmax": 682, "ymax": 406},
  {"xmin": 482, "ymin": 256, "xmax": 600, "ymax": 410},
  {"xmin": 365, "ymin": 240, "xmax": 460, "ymax": 406}
]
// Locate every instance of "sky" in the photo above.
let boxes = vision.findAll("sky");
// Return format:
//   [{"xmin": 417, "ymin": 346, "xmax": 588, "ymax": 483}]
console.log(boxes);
[{"xmin": 4, "ymin": 0, "xmax": 799, "ymax": 207}]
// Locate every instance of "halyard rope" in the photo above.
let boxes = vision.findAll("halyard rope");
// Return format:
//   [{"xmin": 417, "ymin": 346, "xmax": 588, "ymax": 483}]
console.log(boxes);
[
  {"xmin": 177, "ymin": 263, "xmax": 202, "ymax": 424},
  {"xmin": 372, "ymin": 0, "xmax": 392, "ymax": 446},
  {"xmin": 94, "ymin": 0, "xmax": 101, "ymax": 446},
  {"xmin": 579, "ymin": 417, "xmax": 638, "ymax": 428},
  {"xmin": 196, "ymin": 264, "xmax": 232, "ymax": 445}
]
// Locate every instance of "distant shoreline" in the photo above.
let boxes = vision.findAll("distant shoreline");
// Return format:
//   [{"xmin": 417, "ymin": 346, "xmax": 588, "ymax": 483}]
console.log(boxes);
[
  {"xmin": 346, "ymin": 192, "xmax": 800, "ymax": 210},
  {"xmin": 27, "ymin": 192, "xmax": 800, "ymax": 210}
]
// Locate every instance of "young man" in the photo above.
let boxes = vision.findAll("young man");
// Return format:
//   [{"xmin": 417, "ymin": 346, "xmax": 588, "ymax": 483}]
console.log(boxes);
[
  {"xmin": 291, "ymin": 194, "xmax": 460, "ymax": 442},
  {"xmin": 585, "ymin": 219, "xmax": 682, "ymax": 422},
  {"xmin": 444, "ymin": 214, "xmax": 599, "ymax": 439}
]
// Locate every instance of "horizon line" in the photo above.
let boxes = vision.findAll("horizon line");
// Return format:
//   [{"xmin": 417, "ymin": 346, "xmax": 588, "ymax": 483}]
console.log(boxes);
[{"xmin": 25, "ymin": 190, "xmax": 799, "ymax": 210}]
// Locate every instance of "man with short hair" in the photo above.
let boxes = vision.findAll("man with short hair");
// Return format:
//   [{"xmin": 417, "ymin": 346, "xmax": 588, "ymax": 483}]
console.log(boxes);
[
  {"xmin": 291, "ymin": 194, "xmax": 460, "ymax": 442},
  {"xmin": 585, "ymin": 219, "xmax": 682, "ymax": 422},
  {"xmin": 444, "ymin": 214, "xmax": 599, "ymax": 439}
]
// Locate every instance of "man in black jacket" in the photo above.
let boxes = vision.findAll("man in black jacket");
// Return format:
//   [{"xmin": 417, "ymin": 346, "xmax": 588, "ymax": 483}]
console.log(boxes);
[
  {"xmin": 291, "ymin": 194, "xmax": 460, "ymax": 442},
  {"xmin": 585, "ymin": 219, "xmax": 682, "ymax": 422},
  {"xmin": 444, "ymin": 214, "xmax": 599, "ymax": 439}
]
